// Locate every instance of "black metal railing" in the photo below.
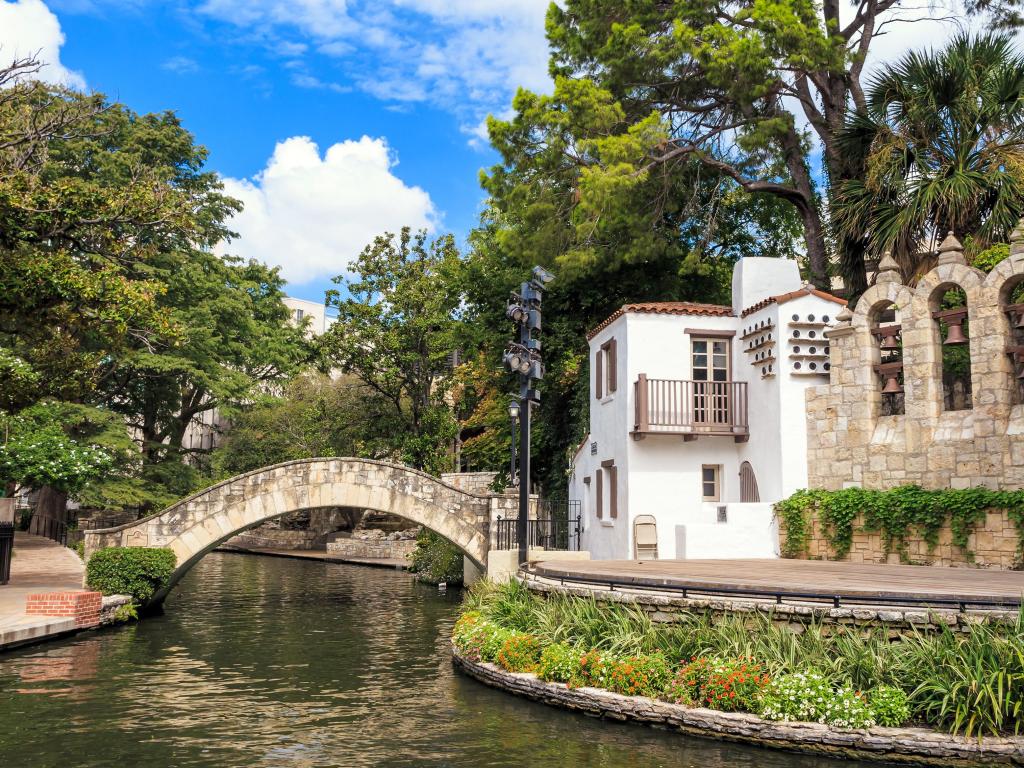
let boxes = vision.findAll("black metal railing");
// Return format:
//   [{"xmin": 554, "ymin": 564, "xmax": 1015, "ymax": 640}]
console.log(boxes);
[
  {"xmin": 495, "ymin": 500, "xmax": 582, "ymax": 551},
  {"xmin": 28, "ymin": 515, "xmax": 69, "ymax": 546},
  {"xmin": 0, "ymin": 522, "xmax": 13, "ymax": 585}
]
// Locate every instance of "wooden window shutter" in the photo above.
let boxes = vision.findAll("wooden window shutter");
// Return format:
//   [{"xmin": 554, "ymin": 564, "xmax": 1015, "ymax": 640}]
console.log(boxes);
[
  {"xmin": 608, "ymin": 338, "xmax": 617, "ymax": 393},
  {"xmin": 609, "ymin": 465, "xmax": 618, "ymax": 519},
  {"xmin": 595, "ymin": 469, "xmax": 603, "ymax": 519},
  {"xmin": 595, "ymin": 349, "xmax": 603, "ymax": 399}
]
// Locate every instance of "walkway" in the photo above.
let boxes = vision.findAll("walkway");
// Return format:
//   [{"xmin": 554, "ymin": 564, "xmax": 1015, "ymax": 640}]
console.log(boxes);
[
  {"xmin": 0, "ymin": 532, "xmax": 87, "ymax": 650},
  {"xmin": 532, "ymin": 558, "xmax": 1024, "ymax": 608}
]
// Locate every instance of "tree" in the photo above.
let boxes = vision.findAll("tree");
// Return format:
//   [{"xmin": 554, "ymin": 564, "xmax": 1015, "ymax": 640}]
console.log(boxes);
[
  {"xmin": 320, "ymin": 229, "xmax": 466, "ymax": 474},
  {"xmin": 832, "ymin": 33, "xmax": 1024, "ymax": 276},
  {"xmin": 493, "ymin": 0, "xmax": 994, "ymax": 297}
]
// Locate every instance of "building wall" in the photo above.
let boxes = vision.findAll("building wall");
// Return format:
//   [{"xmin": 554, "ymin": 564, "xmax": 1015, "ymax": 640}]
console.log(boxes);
[
  {"xmin": 573, "ymin": 258, "xmax": 844, "ymax": 561},
  {"xmin": 806, "ymin": 239, "xmax": 1024, "ymax": 491}
]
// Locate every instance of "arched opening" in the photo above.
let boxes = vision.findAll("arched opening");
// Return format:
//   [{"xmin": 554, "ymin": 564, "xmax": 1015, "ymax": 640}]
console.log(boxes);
[
  {"xmin": 1000, "ymin": 276, "xmax": 1024, "ymax": 405},
  {"xmin": 739, "ymin": 461, "xmax": 760, "ymax": 502},
  {"xmin": 870, "ymin": 301, "xmax": 904, "ymax": 416},
  {"xmin": 931, "ymin": 285, "xmax": 972, "ymax": 411}
]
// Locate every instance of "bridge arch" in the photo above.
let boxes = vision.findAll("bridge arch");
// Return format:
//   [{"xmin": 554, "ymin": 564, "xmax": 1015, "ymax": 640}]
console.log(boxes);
[{"xmin": 83, "ymin": 458, "xmax": 493, "ymax": 603}]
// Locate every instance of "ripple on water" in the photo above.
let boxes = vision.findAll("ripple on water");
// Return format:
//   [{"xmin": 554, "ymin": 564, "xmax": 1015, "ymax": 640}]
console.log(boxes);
[{"xmin": 0, "ymin": 553, "xmax": 873, "ymax": 768}]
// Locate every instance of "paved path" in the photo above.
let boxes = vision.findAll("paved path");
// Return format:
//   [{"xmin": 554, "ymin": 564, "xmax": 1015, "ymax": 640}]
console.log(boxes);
[
  {"xmin": 1, "ymin": 532, "xmax": 87, "ymax": 650},
  {"xmin": 533, "ymin": 558, "xmax": 1024, "ymax": 607},
  {"xmin": 219, "ymin": 545, "xmax": 409, "ymax": 570}
]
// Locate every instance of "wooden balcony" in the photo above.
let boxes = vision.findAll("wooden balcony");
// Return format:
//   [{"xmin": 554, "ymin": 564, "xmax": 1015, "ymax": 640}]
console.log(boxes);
[{"xmin": 632, "ymin": 375, "xmax": 749, "ymax": 442}]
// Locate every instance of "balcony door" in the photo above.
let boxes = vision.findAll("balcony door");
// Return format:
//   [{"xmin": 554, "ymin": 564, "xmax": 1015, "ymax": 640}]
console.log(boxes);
[{"xmin": 691, "ymin": 338, "xmax": 730, "ymax": 425}]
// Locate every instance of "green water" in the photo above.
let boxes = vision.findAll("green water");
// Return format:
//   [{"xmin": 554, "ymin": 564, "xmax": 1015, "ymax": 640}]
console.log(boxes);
[{"xmin": 0, "ymin": 553, "xmax": 871, "ymax": 767}]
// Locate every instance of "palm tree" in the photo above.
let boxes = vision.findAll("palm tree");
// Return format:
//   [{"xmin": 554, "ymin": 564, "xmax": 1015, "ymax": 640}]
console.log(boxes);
[{"xmin": 832, "ymin": 33, "xmax": 1024, "ymax": 282}]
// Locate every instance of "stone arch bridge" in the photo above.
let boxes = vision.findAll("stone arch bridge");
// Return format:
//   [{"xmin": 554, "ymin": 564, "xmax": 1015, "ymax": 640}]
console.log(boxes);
[{"xmin": 83, "ymin": 458, "xmax": 518, "ymax": 603}]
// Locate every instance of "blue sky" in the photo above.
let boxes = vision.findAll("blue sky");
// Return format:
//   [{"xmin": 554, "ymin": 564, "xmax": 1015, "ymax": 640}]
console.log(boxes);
[{"xmin": 1, "ymin": 0, "xmax": 551, "ymax": 302}]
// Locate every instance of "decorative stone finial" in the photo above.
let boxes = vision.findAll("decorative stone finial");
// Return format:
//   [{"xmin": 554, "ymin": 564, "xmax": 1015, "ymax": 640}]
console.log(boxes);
[
  {"xmin": 936, "ymin": 231, "xmax": 966, "ymax": 266},
  {"xmin": 875, "ymin": 251, "xmax": 902, "ymax": 284},
  {"xmin": 834, "ymin": 306, "xmax": 853, "ymax": 326},
  {"xmin": 1010, "ymin": 216, "xmax": 1024, "ymax": 258}
]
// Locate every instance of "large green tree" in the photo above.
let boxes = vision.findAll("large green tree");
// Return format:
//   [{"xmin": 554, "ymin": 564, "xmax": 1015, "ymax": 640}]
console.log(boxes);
[
  {"xmin": 320, "ymin": 229, "xmax": 467, "ymax": 474},
  {"xmin": 832, "ymin": 33, "xmax": 1024, "ymax": 276}
]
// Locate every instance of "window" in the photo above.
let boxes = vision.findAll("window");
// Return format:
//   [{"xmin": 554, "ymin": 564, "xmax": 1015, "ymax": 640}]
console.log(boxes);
[
  {"xmin": 701, "ymin": 464, "xmax": 721, "ymax": 502},
  {"xmin": 294, "ymin": 308, "xmax": 305, "ymax": 321},
  {"xmin": 692, "ymin": 338, "xmax": 730, "ymax": 424},
  {"xmin": 602, "ymin": 459, "xmax": 618, "ymax": 519},
  {"xmin": 595, "ymin": 469, "xmax": 603, "ymax": 519},
  {"xmin": 595, "ymin": 338, "xmax": 617, "ymax": 399},
  {"xmin": 692, "ymin": 338, "xmax": 729, "ymax": 382}
]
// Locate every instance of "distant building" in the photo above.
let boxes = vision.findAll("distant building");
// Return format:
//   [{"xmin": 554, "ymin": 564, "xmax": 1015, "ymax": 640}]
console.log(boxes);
[
  {"xmin": 282, "ymin": 296, "xmax": 337, "ymax": 337},
  {"xmin": 569, "ymin": 258, "xmax": 846, "ymax": 561}
]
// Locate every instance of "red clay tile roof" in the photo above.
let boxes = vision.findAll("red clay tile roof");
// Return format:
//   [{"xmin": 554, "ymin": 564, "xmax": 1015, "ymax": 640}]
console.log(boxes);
[
  {"xmin": 586, "ymin": 301, "xmax": 734, "ymax": 340},
  {"xmin": 740, "ymin": 287, "xmax": 847, "ymax": 318}
]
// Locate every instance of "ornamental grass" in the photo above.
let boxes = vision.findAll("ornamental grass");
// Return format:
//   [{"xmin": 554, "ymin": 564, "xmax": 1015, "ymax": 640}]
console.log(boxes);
[{"xmin": 454, "ymin": 579, "xmax": 1024, "ymax": 737}]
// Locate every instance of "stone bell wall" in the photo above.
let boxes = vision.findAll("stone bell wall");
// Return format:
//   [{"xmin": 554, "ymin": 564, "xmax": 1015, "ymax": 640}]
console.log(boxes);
[{"xmin": 806, "ymin": 232, "xmax": 1024, "ymax": 496}]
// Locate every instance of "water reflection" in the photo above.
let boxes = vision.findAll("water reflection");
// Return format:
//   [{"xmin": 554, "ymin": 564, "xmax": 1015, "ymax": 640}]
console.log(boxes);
[{"xmin": 0, "ymin": 554, "xmax": 871, "ymax": 768}]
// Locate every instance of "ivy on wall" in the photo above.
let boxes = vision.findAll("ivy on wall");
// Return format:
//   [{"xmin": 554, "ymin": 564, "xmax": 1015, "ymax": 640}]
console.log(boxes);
[{"xmin": 775, "ymin": 486, "xmax": 1024, "ymax": 563}]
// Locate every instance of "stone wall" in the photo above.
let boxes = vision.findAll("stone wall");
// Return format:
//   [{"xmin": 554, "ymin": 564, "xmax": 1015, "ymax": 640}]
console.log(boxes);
[
  {"xmin": 806, "ymin": 234, "xmax": 1024, "ymax": 494},
  {"xmin": 781, "ymin": 509, "xmax": 1021, "ymax": 569},
  {"xmin": 452, "ymin": 647, "xmax": 1024, "ymax": 766},
  {"xmin": 225, "ymin": 529, "xmax": 321, "ymax": 550},
  {"xmin": 326, "ymin": 537, "xmax": 416, "ymax": 560}
]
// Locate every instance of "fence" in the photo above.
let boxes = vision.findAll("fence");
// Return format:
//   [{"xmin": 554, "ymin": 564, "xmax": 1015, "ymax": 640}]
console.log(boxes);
[{"xmin": 494, "ymin": 499, "xmax": 582, "ymax": 551}]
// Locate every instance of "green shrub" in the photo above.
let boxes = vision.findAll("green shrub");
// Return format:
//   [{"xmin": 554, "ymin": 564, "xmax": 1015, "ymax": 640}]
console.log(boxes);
[
  {"xmin": 451, "ymin": 611, "xmax": 511, "ymax": 663},
  {"xmin": 870, "ymin": 684, "xmax": 911, "ymax": 727},
  {"xmin": 572, "ymin": 649, "xmax": 618, "ymax": 689},
  {"xmin": 85, "ymin": 547, "xmax": 176, "ymax": 604},
  {"xmin": 538, "ymin": 643, "xmax": 583, "ymax": 683},
  {"xmin": 72, "ymin": 541, "xmax": 85, "ymax": 560},
  {"xmin": 496, "ymin": 633, "xmax": 542, "ymax": 673},
  {"xmin": 605, "ymin": 653, "xmax": 670, "ymax": 698},
  {"xmin": 409, "ymin": 528, "xmax": 463, "ymax": 585},
  {"xmin": 760, "ymin": 671, "xmax": 875, "ymax": 728},
  {"xmin": 113, "ymin": 602, "xmax": 139, "ymax": 623},
  {"xmin": 668, "ymin": 657, "xmax": 770, "ymax": 712}
]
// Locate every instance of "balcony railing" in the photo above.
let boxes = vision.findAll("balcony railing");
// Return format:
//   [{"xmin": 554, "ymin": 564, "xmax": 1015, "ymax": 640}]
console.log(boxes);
[{"xmin": 633, "ymin": 375, "xmax": 749, "ymax": 442}]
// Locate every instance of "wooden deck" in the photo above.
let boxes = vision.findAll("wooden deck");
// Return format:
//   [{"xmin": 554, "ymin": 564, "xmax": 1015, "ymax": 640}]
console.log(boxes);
[{"xmin": 532, "ymin": 558, "xmax": 1024, "ymax": 608}]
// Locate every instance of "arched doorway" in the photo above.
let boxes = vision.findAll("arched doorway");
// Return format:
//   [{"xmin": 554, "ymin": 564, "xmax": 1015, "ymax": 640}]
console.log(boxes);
[{"xmin": 739, "ymin": 461, "xmax": 760, "ymax": 503}]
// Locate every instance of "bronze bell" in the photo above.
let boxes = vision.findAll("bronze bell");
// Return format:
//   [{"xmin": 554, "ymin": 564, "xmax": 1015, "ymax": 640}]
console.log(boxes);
[
  {"xmin": 880, "ymin": 333, "xmax": 900, "ymax": 350},
  {"xmin": 881, "ymin": 375, "xmax": 904, "ymax": 394},
  {"xmin": 944, "ymin": 321, "xmax": 968, "ymax": 345}
]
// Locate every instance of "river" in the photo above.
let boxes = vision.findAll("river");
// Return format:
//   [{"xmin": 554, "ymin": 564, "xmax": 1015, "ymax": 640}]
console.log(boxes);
[{"xmin": 0, "ymin": 552, "xmax": 872, "ymax": 767}]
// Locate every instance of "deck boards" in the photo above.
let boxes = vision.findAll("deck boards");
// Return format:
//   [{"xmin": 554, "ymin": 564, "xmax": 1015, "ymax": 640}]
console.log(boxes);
[{"xmin": 533, "ymin": 559, "xmax": 1024, "ymax": 605}]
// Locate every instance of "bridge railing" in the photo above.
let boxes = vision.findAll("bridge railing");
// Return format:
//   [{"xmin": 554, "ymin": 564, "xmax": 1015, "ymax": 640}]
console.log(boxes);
[{"xmin": 494, "ymin": 500, "xmax": 582, "ymax": 551}]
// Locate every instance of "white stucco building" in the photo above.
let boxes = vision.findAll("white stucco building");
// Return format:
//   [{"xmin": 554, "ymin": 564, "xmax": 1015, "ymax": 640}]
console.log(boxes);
[{"xmin": 569, "ymin": 258, "xmax": 847, "ymax": 561}]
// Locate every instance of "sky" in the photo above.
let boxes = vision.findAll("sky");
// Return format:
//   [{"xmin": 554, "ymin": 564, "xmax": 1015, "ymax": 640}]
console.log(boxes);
[{"xmin": 0, "ymin": 0, "xmax": 980, "ymax": 304}]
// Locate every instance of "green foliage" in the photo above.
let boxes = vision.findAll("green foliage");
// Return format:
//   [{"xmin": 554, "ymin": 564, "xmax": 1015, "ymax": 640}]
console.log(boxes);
[
  {"xmin": 668, "ymin": 657, "xmax": 769, "ymax": 712},
  {"xmin": 112, "ymin": 602, "xmax": 139, "ymax": 623},
  {"xmin": 321, "ymin": 229, "xmax": 464, "ymax": 475},
  {"xmin": 408, "ymin": 529, "xmax": 464, "ymax": 585},
  {"xmin": 73, "ymin": 541, "xmax": 84, "ymax": 560},
  {"xmin": 496, "ymin": 632, "xmax": 542, "ymax": 673},
  {"xmin": 971, "ymin": 242, "xmax": 1011, "ymax": 273},
  {"xmin": 537, "ymin": 643, "xmax": 584, "ymax": 684},
  {"xmin": 870, "ymin": 685, "xmax": 911, "ymax": 727},
  {"xmin": 605, "ymin": 653, "xmax": 671, "ymax": 698},
  {"xmin": 451, "ymin": 611, "xmax": 513, "ymax": 663},
  {"xmin": 834, "ymin": 34, "xmax": 1024, "ymax": 275},
  {"xmin": 460, "ymin": 579, "xmax": 1024, "ymax": 735},
  {"xmin": 85, "ymin": 547, "xmax": 176, "ymax": 604},
  {"xmin": 760, "ymin": 671, "xmax": 875, "ymax": 728},
  {"xmin": 775, "ymin": 486, "xmax": 1024, "ymax": 562}
]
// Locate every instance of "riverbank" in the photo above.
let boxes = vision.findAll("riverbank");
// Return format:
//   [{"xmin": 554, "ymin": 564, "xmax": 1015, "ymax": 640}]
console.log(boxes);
[
  {"xmin": 0, "ymin": 532, "xmax": 130, "ymax": 652},
  {"xmin": 452, "ymin": 647, "xmax": 1024, "ymax": 766},
  {"xmin": 217, "ymin": 544, "xmax": 410, "ymax": 569}
]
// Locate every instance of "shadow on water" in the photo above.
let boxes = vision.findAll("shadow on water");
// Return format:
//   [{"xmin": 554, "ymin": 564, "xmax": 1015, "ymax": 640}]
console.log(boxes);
[{"xmin": 0, "ymin": 553, "xmax": 874, "ymax": 768}]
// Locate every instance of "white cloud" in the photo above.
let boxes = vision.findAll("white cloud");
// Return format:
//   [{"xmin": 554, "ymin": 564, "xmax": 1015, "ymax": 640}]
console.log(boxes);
[
  {"xmin": 220, "ymin": 135, "xmax": 439, "ymax": 286},
  {"xmin": 162, "ymin": 55, "xmax": 199, "ymax": 74},
  {"xmin": 0, "ymin": 0, "xmax": 85, "ymax": 88}
]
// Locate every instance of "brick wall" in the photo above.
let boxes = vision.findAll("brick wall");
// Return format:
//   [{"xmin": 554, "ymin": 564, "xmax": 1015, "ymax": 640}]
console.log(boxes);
[
  {"xmin": 25, "ymin": 591, "xmax": 103, "ymax": 627},
  {"xmin": 780, "ymin": 509, "xmax": 1021, "ymax": 569}
]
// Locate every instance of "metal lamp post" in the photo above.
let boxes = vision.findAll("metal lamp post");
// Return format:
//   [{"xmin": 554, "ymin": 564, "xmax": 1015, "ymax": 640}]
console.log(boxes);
[
  {"xmin": 503, "ymin": 266, "xmax": 554, "ymax": 567},
  {"xmin": 507, "ymin": 400, "xmax": 520, "ymax": 487}
]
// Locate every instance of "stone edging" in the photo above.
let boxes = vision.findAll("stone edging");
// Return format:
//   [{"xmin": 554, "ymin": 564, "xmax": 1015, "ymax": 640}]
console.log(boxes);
[
  {"xmin": 451, "ymin": 647, "xmax": 1024, "ymax": 766},
  {"xmin": 523, "ymin": 573, "xmax": 1020, "ymax": 633}
]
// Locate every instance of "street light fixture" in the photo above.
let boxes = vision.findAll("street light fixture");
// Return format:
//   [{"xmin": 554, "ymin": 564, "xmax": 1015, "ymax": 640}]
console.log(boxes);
[
  {"xmin": 507, "ymin": 400, "xmax": 520, "ymax": 487},
  {"xmin": 504, "ymin": 266, "xmax": 553, "ymax": 566}
]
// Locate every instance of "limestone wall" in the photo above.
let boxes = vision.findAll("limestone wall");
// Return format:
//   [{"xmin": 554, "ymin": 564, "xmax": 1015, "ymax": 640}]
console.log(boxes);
[
  {"xmin": 806, "ymin": 234, "xmax": 1024, "ymax": 494},
  {"xmin": 326, "ymin": 537, "xmax": 416, "ymax": 560},
  {"xmin": 780, "ymin": 509, "xmax": 1021, "ymax": 569}
]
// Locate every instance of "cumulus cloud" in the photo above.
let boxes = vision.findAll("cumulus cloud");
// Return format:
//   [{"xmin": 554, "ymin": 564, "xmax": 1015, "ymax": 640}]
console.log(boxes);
[
  {"xmin": 220, "ymin": 135, "xmax": 439, "ymax": 286},
  {"xmin": 0, "ymin": 0, "xmax": 85, "ymax": 88}
]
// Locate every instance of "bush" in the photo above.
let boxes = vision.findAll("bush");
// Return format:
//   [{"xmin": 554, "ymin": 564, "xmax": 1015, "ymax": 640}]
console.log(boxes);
[
  {"xmin": 605, "ymin": 653, "xmax": 671, "ymax": 698},
  {"xmin": 572, "ymin": 649, "xmax": 618, "ymax": 689},
  {"xmin": 496, "ymin": 632, "xmax": 542, "ymax": 673},
  {"xmin": 451, "ymin": 611, "xmax": 511, "ymax": 663},
  {"xmin": 538, "ymin": 643, "xmax": 583, "ymax": 683},
  {"xmin": 409, "ymin": 528, "xmax": 464, "ymax": 585},
  {"xmin": 760, "ymin": 671, "xmax": 875, "ymax": 728},
  {"xmin": 85, "ymin": 547, "xmax": 176, "ymax": 604},
  {"xmin": 668, "ymin": 657, "xmax": 770, "ymax": 712},
  {"xmin": 870, "ymin": 685, "xmax": 911, "ymax": 727}
]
